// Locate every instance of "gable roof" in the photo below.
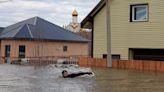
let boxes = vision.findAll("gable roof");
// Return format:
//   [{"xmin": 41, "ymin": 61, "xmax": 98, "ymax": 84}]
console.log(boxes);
[
  {"xmin": 81, "ymin": 0, "xmax": 105, "ymax": 28},
  {"xmin": 0, "ymin": 17, "xmax": 88, "ymax": 43}
]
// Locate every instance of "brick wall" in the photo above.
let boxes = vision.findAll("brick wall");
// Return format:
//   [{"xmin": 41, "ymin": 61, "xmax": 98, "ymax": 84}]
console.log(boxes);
[{"xmin": 0, "ymin": 40, "xmax": 88, "ymax": 63}]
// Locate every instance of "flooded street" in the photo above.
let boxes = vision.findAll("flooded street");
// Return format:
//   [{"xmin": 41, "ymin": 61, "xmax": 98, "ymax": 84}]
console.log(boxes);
[
  {"xmin": 0, "ymin": 64, "xmax": 164, "ymax": 92},
  {"xmin": 0, "ymin": 64, "xmax": 94, "ymax": 92},
  {"xmin": 93, "ymin": 68, "xmax": 164, "ymax": 92}
]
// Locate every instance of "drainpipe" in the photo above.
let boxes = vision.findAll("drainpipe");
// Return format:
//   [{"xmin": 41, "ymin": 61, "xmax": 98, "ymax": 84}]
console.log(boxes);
[{"xmin": 106, "ymin": 0, "xmax": 112, "ymax": 68}]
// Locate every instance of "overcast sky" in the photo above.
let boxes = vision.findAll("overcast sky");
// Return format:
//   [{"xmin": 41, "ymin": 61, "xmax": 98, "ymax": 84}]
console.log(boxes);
[{"xmin": 0, "ymin": 0, "xmax": 100, "ymax": 27}]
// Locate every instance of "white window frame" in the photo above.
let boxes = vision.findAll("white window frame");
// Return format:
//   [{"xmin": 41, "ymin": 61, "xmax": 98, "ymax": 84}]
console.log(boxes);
[{"xmin": 132, "ymin": 5, "xmax": 148, "ymax": 22}]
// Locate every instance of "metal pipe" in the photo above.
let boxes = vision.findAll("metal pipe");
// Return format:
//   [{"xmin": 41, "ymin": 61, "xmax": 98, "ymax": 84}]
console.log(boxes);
[{"xmin": 106, "ymin": 0, "xmax": 112, "ymax": 67}]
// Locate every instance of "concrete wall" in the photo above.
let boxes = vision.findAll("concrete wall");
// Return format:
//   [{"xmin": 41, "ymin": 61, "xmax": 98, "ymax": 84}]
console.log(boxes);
[{"xmin": 0, "ymin": 40, "xmax": 88, "ymax": 58}]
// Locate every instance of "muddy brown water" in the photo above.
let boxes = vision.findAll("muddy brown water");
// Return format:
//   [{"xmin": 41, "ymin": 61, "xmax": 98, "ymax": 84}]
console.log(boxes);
[{"xmin": 0, "ymin": 64, "xmax": 164, "ymax": 92}]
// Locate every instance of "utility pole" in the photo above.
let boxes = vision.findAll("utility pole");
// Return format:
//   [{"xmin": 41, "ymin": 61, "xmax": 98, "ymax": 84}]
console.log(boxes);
[{"xmin": 106, "ymin": 0, "xmax": 112, "ymax": 68}]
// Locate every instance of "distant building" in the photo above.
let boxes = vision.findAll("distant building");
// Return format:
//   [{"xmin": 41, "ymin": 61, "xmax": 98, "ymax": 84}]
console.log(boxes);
[
  {"xmin": 65, "ymin": 9, "xmax": 81, "ymax": 32},
  {"xmin": 64, "ymin": 10, "xmax": 92, "ymax": 57},
  {"xmin": 76, "ymin": 31, "xmax": 92, "ymax": 57},
  {"xmin": 0, "ymin": 16, "xmax": 89, "ymax": 63}
]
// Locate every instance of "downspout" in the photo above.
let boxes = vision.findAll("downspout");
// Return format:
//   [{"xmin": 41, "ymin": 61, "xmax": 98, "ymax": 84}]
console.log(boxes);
[{"xmin": 106, "ymin": 0, "xmax": 112, "ymax": 67}]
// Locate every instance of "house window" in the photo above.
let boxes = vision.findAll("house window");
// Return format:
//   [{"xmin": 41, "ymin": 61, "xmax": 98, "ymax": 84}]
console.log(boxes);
[
  {"xmin": 63, "ymin": 46, "xmax": 67, "ymax": 52},
  {"xmin": 112, "ymin": 54, "xmax": 120, "ymax": 60},
  {"xmin": 5, "ymin": 45, "xmax": 10, "ymax": 57},
  {"xmin": 131, "ymin": 4, "xmax": 148, "ymax": 22},
  {"xmin": 102, "ymin": 54, "xmax": 120, "ymax": 60},
  {"xmin": 102, "ymin": 54, "xmax": 107, "ymax": 59},
  {"xmin": 19, "ymin": 45, "xmax": 25, "ymax": 58}
]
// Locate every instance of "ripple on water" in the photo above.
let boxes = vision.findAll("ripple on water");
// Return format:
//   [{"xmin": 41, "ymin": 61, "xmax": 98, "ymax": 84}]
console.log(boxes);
[{"xmin": 0, "ymin": 64, "xmax": 94, "ymax": 92}]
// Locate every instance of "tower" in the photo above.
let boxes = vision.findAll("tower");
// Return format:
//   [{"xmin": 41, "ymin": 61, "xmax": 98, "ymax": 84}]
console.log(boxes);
[
  {"xmin": 65, "ymin": 9, "xmax": 81, "ymax": 32},
  {"xmin": 72, "ymin": 9, "xmax": 78, "ymax": 23}
]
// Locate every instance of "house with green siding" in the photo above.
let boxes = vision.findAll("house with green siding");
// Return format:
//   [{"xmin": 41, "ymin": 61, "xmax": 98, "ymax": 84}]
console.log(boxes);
[{"xmin": 81, "ymin": 0, "xmax": 164, "ymax": 61}]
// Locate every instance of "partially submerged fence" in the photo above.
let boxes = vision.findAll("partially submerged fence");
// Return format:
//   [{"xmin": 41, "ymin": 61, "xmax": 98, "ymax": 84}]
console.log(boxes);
[
  {"xmin": 2, "ymin": 56, "xmax": 164, "ymax": 72},
  {"xmin": 112, "ymin": 60, "xmax": 164, "ymax": 72},
  {"xmin": 0, "ymin": 56, "xmax": 78, "ymax": 65},
  {"xmin": 78, "ymin": 58, "xmax": 164, "ymax": 72},
  {"xmin": 27, "ymin": 57, "xmax": 78, "ymax": 65},
  {"xmin": 78, "ymin": 57, "xmax": 107, "ymax": 68},
  {"xmin": 0, "ymin": 56, "xmax": 106, "ymax": 67}
]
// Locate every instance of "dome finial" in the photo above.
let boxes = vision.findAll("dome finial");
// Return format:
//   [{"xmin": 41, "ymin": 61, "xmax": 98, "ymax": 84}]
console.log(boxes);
[{"xmin": 72, "ymin": 9, "xmax": 78, "ymax": 16}]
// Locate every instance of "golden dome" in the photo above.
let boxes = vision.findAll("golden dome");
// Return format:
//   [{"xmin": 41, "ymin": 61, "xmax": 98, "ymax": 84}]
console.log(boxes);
[{"xmin": 72, "ymin": 9, "xmax": 78, "ymax": 16}]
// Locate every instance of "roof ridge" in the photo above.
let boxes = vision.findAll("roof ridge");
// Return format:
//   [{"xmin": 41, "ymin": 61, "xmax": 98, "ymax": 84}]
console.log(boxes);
[
  {"xmin": 12, "ymin": 24, "xmax": 28, "ymax": 37},
  {"xmin": 34, "ymin": 16, "xmax": 38, "ymax": 25},
  {"xmin": 26, "ymin": 24, "xmax": 34, "ymax": 38}
]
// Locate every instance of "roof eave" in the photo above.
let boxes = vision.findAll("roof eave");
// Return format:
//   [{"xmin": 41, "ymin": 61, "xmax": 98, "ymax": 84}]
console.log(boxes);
[
  {"xmin": 81, "ymin": 0, "xmax": 106, "ymax": 28},
  {"xmin": 0, "ymin": 38, "xmax": 89, "ymax": 43}
]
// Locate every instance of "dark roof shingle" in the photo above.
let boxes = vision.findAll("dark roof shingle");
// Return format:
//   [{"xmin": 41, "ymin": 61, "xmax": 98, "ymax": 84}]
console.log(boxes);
[
  {"xmin": 0, "ymin": 17, "xmax": 88, "ymax": 42},
  {"xmin": 0, "ymin": 27, "xmax": 4, "ymax": 34}
]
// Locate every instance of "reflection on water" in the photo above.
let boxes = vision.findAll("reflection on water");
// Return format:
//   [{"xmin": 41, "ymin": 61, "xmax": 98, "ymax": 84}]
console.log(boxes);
[{"xmin": 0, "ymin": 64, "xmax": 164, "ymax": 92}]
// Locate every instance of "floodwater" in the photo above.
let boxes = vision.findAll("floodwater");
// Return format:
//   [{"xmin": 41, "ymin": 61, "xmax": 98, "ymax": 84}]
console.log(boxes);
[
  {"xmin": 0, "ymin": 64, "xmax": 164, "ymax": 92},
  {"xmin": 93, "ymin": 68, "xmax": 164, "ymax": 92}
]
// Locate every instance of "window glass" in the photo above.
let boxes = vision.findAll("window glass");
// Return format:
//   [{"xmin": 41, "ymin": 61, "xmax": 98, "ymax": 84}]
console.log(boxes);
[
  {"xmin": 63, "ymin": 46, "xmax": 67, "ymax": 52},
  {"xmin": 5, "ymin": 45, "xmax": 10, "ymax": 57},
  {"xmin": 112, "ymin": 55, "xmax": 120, "ymax": 60},
  {"xmin": 19, "ymin": 45, "xmax": 25, "ymax": 58},
  {"xmin": 102, "ymin": 54, "xmax": 107, "ymax": 59},
  {"xmin": 131, "ymin": 4, "xmax": 148, "ymax": 22}
]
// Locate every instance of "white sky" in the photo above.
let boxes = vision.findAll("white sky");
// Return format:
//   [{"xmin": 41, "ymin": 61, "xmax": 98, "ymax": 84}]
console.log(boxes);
[{"xmin": 0, "ymin": 0, "xmax": 100, "ymax": 27}]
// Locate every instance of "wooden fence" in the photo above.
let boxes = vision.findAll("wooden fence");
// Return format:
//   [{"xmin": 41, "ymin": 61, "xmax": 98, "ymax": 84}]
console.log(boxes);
[
  {"xmin": 78, "ymin": 57, "xmax": 107, "ymax": 68},
  {"xmin": 112, "ymin": 60, "xmax": 164, "ymax": 72},
  {"xmin": 0, "ymin": 56, "xmax": 78, "ymax": 65},
  {"xmin": 78, "ymin": 57, "xmax": 164, "ymax": 72},
  {"xmin": 2, "ymin": 56, "xmax": 164, "ymax": 72}
]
